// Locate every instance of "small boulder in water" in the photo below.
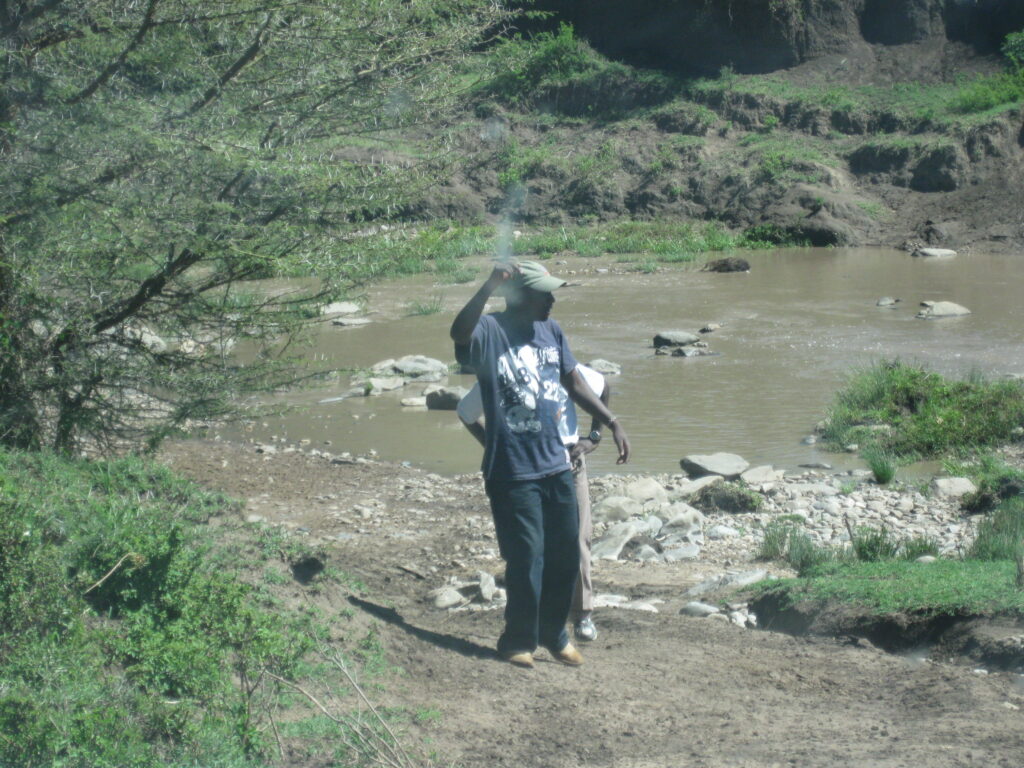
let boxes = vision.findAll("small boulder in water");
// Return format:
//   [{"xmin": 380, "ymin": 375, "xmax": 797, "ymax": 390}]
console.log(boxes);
[{"xmin": 702, "ymin": 257, "xmax": 750, "ymax": 273}]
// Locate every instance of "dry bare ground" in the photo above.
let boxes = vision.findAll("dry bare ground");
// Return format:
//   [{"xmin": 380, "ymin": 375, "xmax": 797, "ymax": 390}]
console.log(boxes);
[{"xmin": 161, "ymin": 440, "xmax": 1024, "ymax": 768}]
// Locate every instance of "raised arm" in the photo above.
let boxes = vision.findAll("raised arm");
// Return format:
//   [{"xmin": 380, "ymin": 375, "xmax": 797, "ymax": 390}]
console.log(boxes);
[
  {"xmin": 450, "ymin": 263, "xmax": 515, "ymax": 346},
  {"xmin": 562, "ymin": 368, "xmax": 630, "ymax": 464}
]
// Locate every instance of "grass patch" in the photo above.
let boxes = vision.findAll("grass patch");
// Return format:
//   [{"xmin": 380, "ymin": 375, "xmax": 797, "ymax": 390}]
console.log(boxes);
[
  {"xmin": 405, "ymin": 293, "xmax": 446, "ymax": 316},
  {"xmin": 969, "ymin": 496, "xmax": 1024, "ymax": 561},
  {"xmin": 513, "ymin": 219, "xmax": 767, "ymax": 261},
  {"xmin": 0, "ymin": 448, "xmax": 417, "ymax": 767},
  {"xmin": 756, "ymin": 558, "xmax": 1024, "ymax": 616},
  {"xmin": 945, "ymin": 453, "xmax": 1024, "ymax": 514},
  {"xmin": 475, "ymin": 23, "xmax": 682, "ymax": 119},
  {"xmin": 821, "ymin": 361, "xmax": 1024, "ymax": 460},
  {"xmin": 861, "ymin": 445, "xmax": 898, "ymax": 484},
  {"xmin": 688, "ymin": 67, "xmax": 1024, "ymax": 127}
]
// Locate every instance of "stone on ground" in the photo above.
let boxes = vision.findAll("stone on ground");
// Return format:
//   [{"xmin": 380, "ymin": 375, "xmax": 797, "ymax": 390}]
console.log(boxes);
[{"xmin": 681, "ymin": 453, "xmax": 750, "ymax": 479}]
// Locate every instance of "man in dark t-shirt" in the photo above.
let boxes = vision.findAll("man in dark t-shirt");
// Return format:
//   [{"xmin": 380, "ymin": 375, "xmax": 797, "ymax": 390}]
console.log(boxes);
[{"xmin": 450, "ymin": 260, "xmax": 630, "ymax": 668}]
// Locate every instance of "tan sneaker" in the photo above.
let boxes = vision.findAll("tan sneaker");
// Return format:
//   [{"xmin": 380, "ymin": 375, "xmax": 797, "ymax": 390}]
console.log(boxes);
[
  {"xmin": 551, "ymin": 642, "xmax": 584, "ymax": 667},
  {"xmin": 501, "ymin": 651, "xmax": 535, "ymax": 668}
]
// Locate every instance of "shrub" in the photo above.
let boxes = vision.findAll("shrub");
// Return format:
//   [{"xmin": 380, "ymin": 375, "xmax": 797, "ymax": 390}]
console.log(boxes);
[
  {"xmin": 757, "ymin": 522, "xmax": 834, "ymax": 575},
  {"xmin": 1001, "ymin": 30, "xmax": 1024, "ymax": 70},
  {"xmin": 949, "ymin": 71, "xmax": 1024, "ymax": 114},
  {"xmin": 851, "ymin": 525, "xmax": 900, "ymax": 562},
  {"xmin": 822, "ymin": 361, "xmax": 1024, "ymax": 460},
  {"xmin": 969, "ymin": 496, "xmax": 1024, "ymax": 561},
  {"xmin": 948, "ymin": 453, "xmax": 1024, "ymax": 513},
  {"xmin": 862, "ymin": 446, "xmax": 897, "ymax": 484},
  {"xmin": 758, "ymin": 521, "xmax": 794, "ymax": 561},
  {"xmin": 0, "ymin": 449, "xmax": 325, "ymax": 767},
  {"xmin": 901, "ymin": 535, "xmax": 940, "ymax": 560}
]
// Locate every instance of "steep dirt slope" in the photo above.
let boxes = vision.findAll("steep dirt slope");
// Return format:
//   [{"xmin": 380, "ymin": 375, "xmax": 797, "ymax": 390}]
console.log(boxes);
[{"xmin": 531, "ymin": 0, "xmax": 1024, "ymax": 76}]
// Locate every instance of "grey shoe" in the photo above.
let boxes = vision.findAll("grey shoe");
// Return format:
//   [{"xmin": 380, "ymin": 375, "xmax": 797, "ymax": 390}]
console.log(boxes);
[{"xmin": 574, "ymin": 616, "xmax": 598, "ymax": 642}]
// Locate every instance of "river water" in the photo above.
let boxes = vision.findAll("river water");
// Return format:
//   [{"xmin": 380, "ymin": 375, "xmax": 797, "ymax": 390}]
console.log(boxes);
[{"xmin": 214, "ymin": 247, "xmax": 1024, "ymax": 477}]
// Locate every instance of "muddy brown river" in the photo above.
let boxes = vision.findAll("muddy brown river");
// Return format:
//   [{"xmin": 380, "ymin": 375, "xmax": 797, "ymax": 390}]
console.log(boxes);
[{"xmin": 214, "ymin": 247, "xmax": 1024, "ymax": 476}]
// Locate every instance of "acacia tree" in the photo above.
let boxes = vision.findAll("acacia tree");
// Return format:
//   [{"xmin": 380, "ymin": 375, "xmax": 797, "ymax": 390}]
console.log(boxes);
[{"xmin": 0, "ymin": 0, "xmax": 511, "ymax": 453}]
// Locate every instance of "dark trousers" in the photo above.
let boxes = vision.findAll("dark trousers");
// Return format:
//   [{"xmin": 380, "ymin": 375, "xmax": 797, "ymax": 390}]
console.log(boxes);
[{"xmin": 485, "ymin": 470, "xmax": 579, "ymax": 655}]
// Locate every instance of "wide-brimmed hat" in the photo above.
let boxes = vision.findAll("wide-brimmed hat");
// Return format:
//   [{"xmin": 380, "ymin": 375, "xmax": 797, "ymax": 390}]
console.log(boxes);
[{"xmin": 505, "ymin": 259, "xmax": 567, "ymax": 294}]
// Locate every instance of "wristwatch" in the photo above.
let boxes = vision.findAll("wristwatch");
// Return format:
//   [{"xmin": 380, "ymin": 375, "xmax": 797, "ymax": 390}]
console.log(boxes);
[{"xmin": 587, "ymin": 430, "xmax": 602, "ymax": 444}]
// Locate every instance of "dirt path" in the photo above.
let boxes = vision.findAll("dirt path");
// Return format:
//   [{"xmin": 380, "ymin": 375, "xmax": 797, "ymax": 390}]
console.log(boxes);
[{"xmin": 161, "ymin": 441, "xmax": 1024, "ymax": 768}]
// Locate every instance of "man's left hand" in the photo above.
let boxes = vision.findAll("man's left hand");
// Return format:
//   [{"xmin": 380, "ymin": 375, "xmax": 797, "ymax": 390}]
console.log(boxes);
[{"xmin": 570, "ymin": 437, "xmax": 598, "ymax": 461}]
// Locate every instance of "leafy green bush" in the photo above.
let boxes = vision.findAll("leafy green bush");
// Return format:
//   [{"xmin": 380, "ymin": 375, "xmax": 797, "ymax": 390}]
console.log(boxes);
[
  {"xmin": 949, "ymin": 71, "xmax": 1024, "ymax": 114},
  {"xmin": 478, "ymin": 23, "xmax": 680, "ymax": 117},
  {"xmin": 0, "ymin": 450, "xmax": 329, "ymax": 767},
  {"xmin": 822, "ymin": 361, "xmax": 1024, "ymax": 460},
  {"xmin": 1002, "ymin": 30, "xmax": 1024, "ymax": 70}
]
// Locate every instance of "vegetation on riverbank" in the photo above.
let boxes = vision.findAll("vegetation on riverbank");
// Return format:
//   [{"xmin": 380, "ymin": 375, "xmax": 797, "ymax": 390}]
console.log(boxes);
[
  {"xmin": 821, "ymin": 361, "xmax": 1024, "ymax": 460},
  {"xmin": 755, "ymin": 361, "xmax": 1024, "ymax": 621},
  {"xmin": 757, "ymin": 557, "xmax": 1024, "ymax": 617},
  {"xmin": 0, "ymin": 449, "xmax": 417, "ymax": 768},
  {"xmin": 755, "ymin": 493, "xmax": 1024, "ymax": 617}
]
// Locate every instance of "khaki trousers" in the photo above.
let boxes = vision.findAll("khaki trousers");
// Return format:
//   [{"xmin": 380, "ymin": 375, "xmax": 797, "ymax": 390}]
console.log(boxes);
[{"xmin": 571, "ymin": 454, "xmax": 593, "ymax": 617}]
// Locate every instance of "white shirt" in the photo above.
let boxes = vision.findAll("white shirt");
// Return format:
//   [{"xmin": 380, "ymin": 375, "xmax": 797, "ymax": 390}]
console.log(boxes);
[{"xmin": 458, "ymin": 363, "xmax": 605, "ymax": 446}]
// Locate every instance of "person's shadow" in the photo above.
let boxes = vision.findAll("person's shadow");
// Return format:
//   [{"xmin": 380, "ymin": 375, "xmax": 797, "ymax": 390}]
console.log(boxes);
[{"xmin": 348, "ymin": 596, "xmax": 496, "ymax": 661}]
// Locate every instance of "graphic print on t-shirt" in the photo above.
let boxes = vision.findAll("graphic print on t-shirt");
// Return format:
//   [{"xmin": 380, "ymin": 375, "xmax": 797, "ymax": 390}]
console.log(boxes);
[{"xmin": 495, "ymin": 344, "xmax": 568, "ymax": 435}]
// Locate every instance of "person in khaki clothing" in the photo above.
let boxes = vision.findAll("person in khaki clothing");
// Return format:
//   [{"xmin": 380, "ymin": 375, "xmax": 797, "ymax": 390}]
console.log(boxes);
[{"xmin": 459, "ymin": 362, "xmax": 611, "ymax": 642}]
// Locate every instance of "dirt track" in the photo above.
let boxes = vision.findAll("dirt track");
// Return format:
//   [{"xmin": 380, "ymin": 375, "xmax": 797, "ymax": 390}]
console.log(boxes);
[{"xmin": 161, "ymin": 440, "xmax": 1024, "ymax": 768}]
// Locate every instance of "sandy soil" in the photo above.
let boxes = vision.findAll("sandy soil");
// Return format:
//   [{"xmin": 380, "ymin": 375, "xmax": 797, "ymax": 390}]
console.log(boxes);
[{"xmin": 160, "ymin": 440, "xmax": 1024, "ymax": 768}]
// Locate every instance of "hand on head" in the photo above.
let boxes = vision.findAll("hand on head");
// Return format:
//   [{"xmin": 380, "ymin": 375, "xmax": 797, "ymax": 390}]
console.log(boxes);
[{"xmin": 486, "ymin": 258, "xmax": 519, "ymax": 289}]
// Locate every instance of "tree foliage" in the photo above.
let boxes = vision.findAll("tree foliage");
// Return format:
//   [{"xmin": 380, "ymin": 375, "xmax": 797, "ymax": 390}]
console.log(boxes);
[{"xmin": 0, "ymin": 0, "xmax": 511, "ymax": 453}]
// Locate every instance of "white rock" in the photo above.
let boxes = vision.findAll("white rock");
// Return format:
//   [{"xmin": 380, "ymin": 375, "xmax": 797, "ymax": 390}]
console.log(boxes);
[
  {"xmin": 588, "ymin": 358, "xmax": 622, "ymax": 375},
  {"xmin": 321, "ymin": 301, "xmax": 362, "ymax": 316},
  {"xmin": 592, "ymin": 522, "xmax": 640, "ymax": 561},
  {"xmin": 930, "ymin": 477, "xmax": 977, "ymax": 498},
  {"xmin": 593, "ymin": 495, "xmax": 644, "ymax": 523},
  {"xmin": 662, "ymin": 503, "xmax": 704, "ymax": 534},
  {"xmin": 365, "ymin": 376, "xmax": 405, "ymax": 393},
  {"xmin": 681, "ymin": 601, "xmax": 721, "ymax": 617},
  {"xmin": 670, "ymin": 475, "xmax": 724, "ymax": 499},
  {"xmin": 663, "ymin": 543, "xmax": 701, "ymax": 562},
  {"xmin": 332, "ymin": 316, "xmax": 373, "ymax": 327},
  {"xmin": 478, "ymin": 571, "xmax": 497, "ymax": 602},
  {"xmin": 680, "ymin": 452, "xmax": 750, "ymax": 479},
  {"xmin": 708, "ymin": 524, "xmax": 740, "ymax": 540},
  {"xmin": 916, "ymin": 301, "xmax": 971, "ymax": 319},
  {"xmin": 391, "ymin": 355, "xmax": 450, "ymax": 379},
  {"xmin": 430, "ymin": 586, "xmax": 464, "ymax": 609},
  {"xmin": 623, "ymin": 477, "xmax": 669, "ymax": 505},
  {"xmin": 741, "ymin": 465, "xmax": 785, "ymax": 485},
  {"xmin": 913, "ymin": 248, "xmax": 957, "ymax": 259}
]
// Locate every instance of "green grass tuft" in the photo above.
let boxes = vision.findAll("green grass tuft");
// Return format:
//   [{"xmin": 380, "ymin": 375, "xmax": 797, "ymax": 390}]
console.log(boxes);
[
  {"xmin": 822, "ymin": 361, "xmax": 1024, "ymax": 460},
  {"xmin": 757, "ymin": 558, "xmax": 1024, "ymax": 616}
]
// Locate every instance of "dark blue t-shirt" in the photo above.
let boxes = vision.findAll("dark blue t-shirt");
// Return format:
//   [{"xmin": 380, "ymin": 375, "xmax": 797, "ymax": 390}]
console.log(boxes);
[{"xmin": 456, "ymin": 312, "xmax": 578, "ymax": 481}]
